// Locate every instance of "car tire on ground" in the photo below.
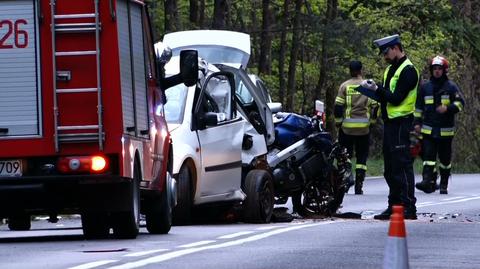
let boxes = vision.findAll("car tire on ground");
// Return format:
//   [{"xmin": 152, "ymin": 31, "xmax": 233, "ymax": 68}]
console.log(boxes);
[
  {"xmin": 173, "ymin": 163, "xmax": 193, "ymax": 225},
  {"xmin": 243, "ymin": 169, "xmax": 274, "ymax": 223}
]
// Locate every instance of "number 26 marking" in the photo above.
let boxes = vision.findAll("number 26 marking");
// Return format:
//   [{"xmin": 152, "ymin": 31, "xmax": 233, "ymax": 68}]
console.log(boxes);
[{"xmin": 0, "ymin": 19, "xmax": 29, "ymax": 49}]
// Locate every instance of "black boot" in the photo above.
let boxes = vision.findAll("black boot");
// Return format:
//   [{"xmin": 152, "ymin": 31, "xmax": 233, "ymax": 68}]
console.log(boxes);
[
  {"xmin": 416, "ymin": 166, "xmax": 437, "ymax": 193},
  {"xmin": 374, "ymin": 207, "xmax": 392, "ymax": 220},
  {"xmin": 355, "ymin": 169, "xmax": 365, "ymax": 195},
  {"xmin": 439, "ymin": 168, "xmax": 450, "ymax": 194}
]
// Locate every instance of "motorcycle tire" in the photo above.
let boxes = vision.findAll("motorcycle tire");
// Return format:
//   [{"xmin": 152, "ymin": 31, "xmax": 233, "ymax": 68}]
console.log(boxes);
[{"xmin": 293, "ymin": 169, "xmax": 345, "ymax": 217}]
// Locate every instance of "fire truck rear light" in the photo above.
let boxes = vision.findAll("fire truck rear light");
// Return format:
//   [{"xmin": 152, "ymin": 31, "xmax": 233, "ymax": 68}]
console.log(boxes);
[
  {"xmin": 91, "ymin": 156, "xmax": 107, "ymax": 172},
  {"xmin": 57, "ymin": 155, "xmax": 108, "ymax": 174}
]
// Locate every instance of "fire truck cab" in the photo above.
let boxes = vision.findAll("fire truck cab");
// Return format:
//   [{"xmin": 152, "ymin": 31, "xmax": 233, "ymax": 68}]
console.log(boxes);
[{"xmin": 0, "ymin": 0, "xmax": 196, "ymax": 239}]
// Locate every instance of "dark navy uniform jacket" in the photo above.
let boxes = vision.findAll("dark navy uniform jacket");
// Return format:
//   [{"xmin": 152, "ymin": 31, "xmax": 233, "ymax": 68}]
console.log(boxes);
[{"xmin": 414, "ymin": 75, "xmax": 465, "ymax": 138}]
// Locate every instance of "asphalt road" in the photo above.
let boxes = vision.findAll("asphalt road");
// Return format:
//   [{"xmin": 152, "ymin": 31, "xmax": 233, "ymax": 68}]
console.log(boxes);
[{"xmin": 1, "ymin": 174, "xmax": 479, "ymax": 269}]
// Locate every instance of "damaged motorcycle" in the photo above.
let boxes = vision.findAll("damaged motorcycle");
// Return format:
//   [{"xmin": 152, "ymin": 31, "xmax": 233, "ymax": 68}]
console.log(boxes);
[{"xmin": 267, "ymin": 101, "xmax": 352, "ymax": 217}]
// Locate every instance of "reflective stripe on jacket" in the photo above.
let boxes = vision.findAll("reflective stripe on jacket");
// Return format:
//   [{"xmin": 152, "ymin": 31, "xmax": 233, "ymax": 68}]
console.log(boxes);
[
  {"xmin": 414, "ymin": 77, "xmax": 465, "ymax": 137},
  {"xmin": 335, "ymin": 77, "xmax": 378, "ymax": 136}
]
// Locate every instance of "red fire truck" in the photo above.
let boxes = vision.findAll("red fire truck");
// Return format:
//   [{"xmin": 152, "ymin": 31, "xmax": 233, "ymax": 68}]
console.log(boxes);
[{"xmin": 0, "ymin": 0, "xmax": 196, "ymax": 239}]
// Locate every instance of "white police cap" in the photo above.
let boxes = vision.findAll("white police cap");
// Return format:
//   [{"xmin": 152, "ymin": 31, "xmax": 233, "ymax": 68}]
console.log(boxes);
[{"xmin": 373, "ymin": 34, "xmax": 401, "ymax": 54}]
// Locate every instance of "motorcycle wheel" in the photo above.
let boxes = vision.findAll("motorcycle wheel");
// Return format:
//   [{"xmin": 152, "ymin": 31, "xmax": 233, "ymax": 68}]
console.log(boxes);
[{"xmin": 293, "ymin": 169, "xmax": 345, "ymax": 217}]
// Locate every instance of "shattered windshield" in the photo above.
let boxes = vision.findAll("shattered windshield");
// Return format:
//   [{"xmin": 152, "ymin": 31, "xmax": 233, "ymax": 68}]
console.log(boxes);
[{"xmin": 164, "ymin": 84, "xmax": 188, "ymax": 124}]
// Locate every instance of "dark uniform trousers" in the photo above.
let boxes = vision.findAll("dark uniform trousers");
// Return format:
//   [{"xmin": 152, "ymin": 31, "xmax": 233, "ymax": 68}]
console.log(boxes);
[
  {"xmin": 422, "ymin": 135, "xmax": 452, "ymax": 176},
  {"xmin": 383, "ymin": 115, "xmax": 416, "ymax": 211},
  {"xmin": 338, "ymin": 129, "xmax": 369, "ymax": 168}
]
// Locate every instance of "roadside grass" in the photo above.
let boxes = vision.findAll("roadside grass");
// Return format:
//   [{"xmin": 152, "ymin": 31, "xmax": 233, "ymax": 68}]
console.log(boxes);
[{"xmin": 360, "ymin": 157, "xmax": 479, "ymax": 177}]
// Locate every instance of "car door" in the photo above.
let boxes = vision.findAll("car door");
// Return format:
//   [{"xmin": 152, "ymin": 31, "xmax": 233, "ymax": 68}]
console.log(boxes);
[
  {"xmin": 192, "ymin": 72, "xmax": 245, "ymax": 198},
  {"xmin": 231, "ymin": 68, "xmax": 275, "ymax": 146}
]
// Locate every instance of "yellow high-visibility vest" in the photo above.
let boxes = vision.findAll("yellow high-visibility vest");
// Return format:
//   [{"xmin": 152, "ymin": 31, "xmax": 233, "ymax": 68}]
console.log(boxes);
[{"xmin": 383, "ymin": 58, "xmax": 418, "ymax": 119}]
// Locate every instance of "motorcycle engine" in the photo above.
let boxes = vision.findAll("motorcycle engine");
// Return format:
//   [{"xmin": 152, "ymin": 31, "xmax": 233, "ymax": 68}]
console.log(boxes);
[{"xmin": 272, "ymin": 166, "xmax": 303, "ymax": 194}]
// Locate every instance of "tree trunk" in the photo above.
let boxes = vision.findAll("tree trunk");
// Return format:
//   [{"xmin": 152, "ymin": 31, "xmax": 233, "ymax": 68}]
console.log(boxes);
[
  {"xmin": 259, "ymin": 0, "xmax": 273, "ymax": 75},
  {"xmin": 450, "ymin": 0, "xmax": 480, "ymax": 166},
  {"xmin": 189, "ymin": 0, "xmax": 199, "ymax": 25},
  {"xmin": 316, "ymin": 0, "xmax": 337, "ymax": 132},
  {"xmin": 199, "ymin": 0, "xmax": 205, "ymax": 28},
  {"xmin": 278, "ymin": 0, "xmax": 290, "ymax": 105},
  {"xmin": 164, "ymin": 0, "xmax": 181, "ymax": 33},
  {"xmin": 286, "ymin": 0, "xmax": 302, "ymax": 111},
  {"xmin": 212, "ymin": 0, "xmax": 227, "ymax": 29}
]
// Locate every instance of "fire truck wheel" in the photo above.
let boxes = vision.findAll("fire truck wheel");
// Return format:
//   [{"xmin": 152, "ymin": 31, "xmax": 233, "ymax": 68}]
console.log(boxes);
[
  {"xmin": 243, "ymin": 169, "xmax": 274, "ymax": 223},
  {"xmin": 8, "ymin": 213, "xmax": 31, "ymax": 231},
  {"xmin": 146, "ymin": 187, "xmax": 172, "ymax": 234},
  {"xmin": 146, "ymin": 153, "xmax": 174, "ymax": 234},
  {"xmin": 81, "ymin": 212, "xmax": 109, "ymax": 239},
  {"xmin": 173, "ymin": 163, "xmax": 193, "ymax": 225},
  {"xmin": 112, "ymin": 164, "xmax": 141, "ymax": 239}
]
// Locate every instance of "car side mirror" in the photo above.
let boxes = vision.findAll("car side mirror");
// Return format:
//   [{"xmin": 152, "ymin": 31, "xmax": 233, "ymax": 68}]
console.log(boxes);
[
  {"xmin": 180, "ymin": 50, "xmax": 198, "ymax": 87},
  {"xmin": 197, "ymin": 112, "xmax": 219, "ymax": 130},
  {"xmin": 157, "ymin": 49, "xmax": 198, "ymax": 90},
  {"xmin": 267, "ymin": 102, "xmax": 282, "ymax": 113}
]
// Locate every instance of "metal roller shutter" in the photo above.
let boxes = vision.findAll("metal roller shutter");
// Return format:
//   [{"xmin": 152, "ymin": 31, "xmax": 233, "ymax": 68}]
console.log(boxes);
[{"xmin": 0, "ymin": 0, "xmax": 41, "ymax": 137}]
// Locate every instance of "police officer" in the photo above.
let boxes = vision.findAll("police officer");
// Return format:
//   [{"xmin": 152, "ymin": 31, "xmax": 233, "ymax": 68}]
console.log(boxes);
[
  {"xmin": 414, "ymin": 56, "xmax": 465, "ymax": 194},
  {"xmin": 360, "ymin": 34, "xmax": 419, "ymax": 220},
  {"xmin": 335, "ymin": 61, "xmax": 379, "ymax": 195}
]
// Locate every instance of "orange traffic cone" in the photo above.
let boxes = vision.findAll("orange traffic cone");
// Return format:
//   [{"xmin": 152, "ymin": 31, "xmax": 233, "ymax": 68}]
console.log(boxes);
[{"xmin": 383, "ymin": 205, "xmax": 409, "ymax": 269}]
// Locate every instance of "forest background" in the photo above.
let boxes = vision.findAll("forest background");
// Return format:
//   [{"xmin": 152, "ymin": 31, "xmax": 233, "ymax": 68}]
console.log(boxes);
[{"xmin": 149, "ymin": 0, "xmax": 480, "ymax": 172}]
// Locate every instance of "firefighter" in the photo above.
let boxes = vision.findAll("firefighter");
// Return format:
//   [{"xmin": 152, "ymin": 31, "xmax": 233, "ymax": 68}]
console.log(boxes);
[
  {"xmin": 335, "ymin": 61, "xmax": 379, "ymax": 195},
  {"xmin": 360, "ymin": 34, "xmax": 419, "ymax": 220},
  {"xmin": 414, "ymin": 56, "xmax": 465, "ymax": 194}
]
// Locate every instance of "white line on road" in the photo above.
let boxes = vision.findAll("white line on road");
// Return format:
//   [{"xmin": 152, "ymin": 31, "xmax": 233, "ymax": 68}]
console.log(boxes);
[
  {"xmin": 255, "ymin": 225, "xmax": 284, "ymax": 230},
  {"xmin": 441, "ymin": 196, "xmax": 466, "ymax": 201},
  {"xmin": 417, "ymin": 195, "xmax": 480, "ymax": 208},
  {"xmin": 107, "ymin": 221, "xmax": 337, "ymax": 269},
  {"xmin": 217, "ymin": 231, "xmax": 255, "ymax": 239},
  {"xmin": 417, "ymin": 201, "xmax": 435, "ymax": 205},
  {"xmin": 68, "ymin": 260, "xmax": 118, "ymax": 269},
  {"xmin": 177, "ymin": 240, "xmax": 216, "ymax": 248},
  {"xmin": 123, "ymin": 249, "xmax": 169, "ymax": 257}
]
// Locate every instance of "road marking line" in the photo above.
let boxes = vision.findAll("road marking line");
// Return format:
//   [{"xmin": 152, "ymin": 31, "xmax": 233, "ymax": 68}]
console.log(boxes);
[
  {"xmin": 442, "ymin": 196, "xmax": 466, "ymax": 201},
  {"xmin": 107, "ymin": 221, "xmax": 337, "ymax": 269},
  {"xmin": 124, "ymin": 249, "xmax": 169, "ymax": 257},
  {"xmin": 255, "ymin": 225, "xmax": 284, "ymax": 230},
  {"xmin": 217, "ymin": 231, "xmax": 255, "ymax": 239},
  {"xmin": 417, "ymin": 196, "xmax": 480, "ymax": 208},
  {"xmin": 177, "ymin": 240, "xmax": 216, "ymax": 248},
  {"xmin": 417, "ymin": 202, "xmax": 435, "ymax": 205},
  {"xmin": 68, "ymin": 260, "xmax": 118, "ymax": 269}
]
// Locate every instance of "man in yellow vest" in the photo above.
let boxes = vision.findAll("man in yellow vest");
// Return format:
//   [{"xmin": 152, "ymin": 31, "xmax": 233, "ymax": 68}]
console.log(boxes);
[
  {"xmin": 335, "ymin": 61, "xmax": 379, "ymax": 195},
  {"xmin": 359, "ymin": 34, "xmax": 419, "ymax": 220}
]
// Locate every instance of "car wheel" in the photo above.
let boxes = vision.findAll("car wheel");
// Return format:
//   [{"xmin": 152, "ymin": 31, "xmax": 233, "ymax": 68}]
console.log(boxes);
[
  {"xmin": 243, "ymin": 169, "xmax": 274, "ymax": 223},
  {"xmin": 173, "ymin": 163, "xmax": 193, "ymax": 225}
]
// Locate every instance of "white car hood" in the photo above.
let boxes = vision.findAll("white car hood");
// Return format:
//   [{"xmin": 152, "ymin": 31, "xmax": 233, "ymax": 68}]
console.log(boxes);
[{"xmin": 162, "ymin": 30, "xmax": 250, "ymax": 69}]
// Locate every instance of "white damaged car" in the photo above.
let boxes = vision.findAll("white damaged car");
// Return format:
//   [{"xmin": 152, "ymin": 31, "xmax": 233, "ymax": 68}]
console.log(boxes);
[{"xmin": 160, "ymin": 44, "xmax": 274, "ymax": 224}]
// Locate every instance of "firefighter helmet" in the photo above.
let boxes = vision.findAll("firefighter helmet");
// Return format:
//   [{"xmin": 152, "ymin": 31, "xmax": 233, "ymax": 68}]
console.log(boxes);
[{"xmin": 430, "ymin": 55, "xmax": 449, "ymax": 73}]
